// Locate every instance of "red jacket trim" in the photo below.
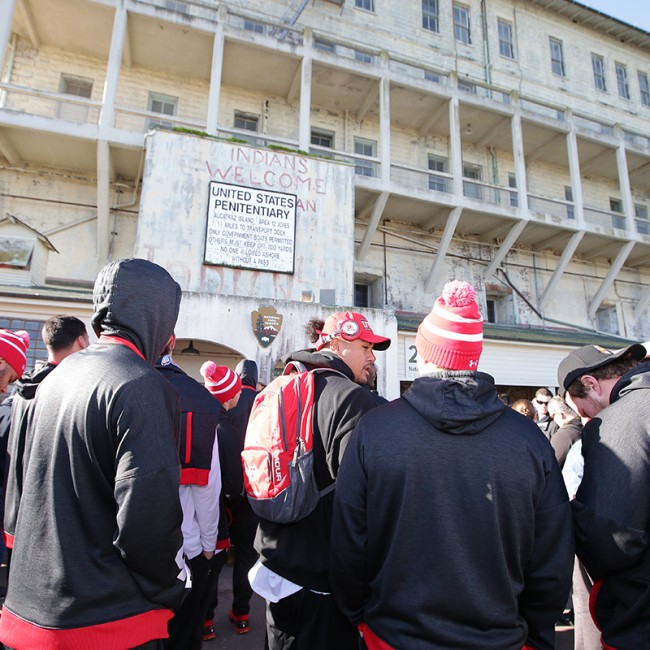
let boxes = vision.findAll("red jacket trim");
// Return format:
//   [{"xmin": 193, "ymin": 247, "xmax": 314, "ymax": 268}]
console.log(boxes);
[
  {"xmin": 3, "ymin": 530, "xmax": 13, "ymax": 549},
  {"xmin": 0, "ymin": 606, "xmax": 172, "ymax": 650},
  {"xmin": 216, "ymin": 538, "xmax": 230, "ymax": 550},
  {"xmin": 358, "ymin": 622, "xmax": 396, "ymax": 650},
  {"xmin": 98, "ymin": 335, "xmax": 145, "ymax": 360},
  {"xmin": 184, "ymin": 411, "xmax": 193, "ymax": 465},
  {"xmin": 180, "ymin": 467, "xmax": 209, "ymax": 486}
]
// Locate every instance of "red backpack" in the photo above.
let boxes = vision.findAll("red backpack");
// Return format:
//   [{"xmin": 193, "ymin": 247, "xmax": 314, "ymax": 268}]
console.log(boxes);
[{"xmin": 241, "ymin": 362, "xmax": 341, "ymax": 523}]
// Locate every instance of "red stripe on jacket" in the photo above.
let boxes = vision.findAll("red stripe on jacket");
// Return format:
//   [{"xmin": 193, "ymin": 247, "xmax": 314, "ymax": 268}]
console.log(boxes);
[{"xmin": 0, "ymin": 606, "xmax": 172, "ymax": 650}]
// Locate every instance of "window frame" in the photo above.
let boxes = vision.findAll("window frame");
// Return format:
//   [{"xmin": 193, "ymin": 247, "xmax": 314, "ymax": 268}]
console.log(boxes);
[
  {"xmin": 549, "ymin": 37, "xmax": 565, "ymax": 77},
  {"xmin": 422, "ymin": 0, "xmax": 439, "ymax": 33},
  {"xmin": 497, "ymin": 19, "xmax": 515, "ymax": 59},
  {"xmin": 428, "ymin": 154, "xmax": 449, "ymax": 192},
  {"xmin": 453, "ymin": 3, "xmax": 471, "ymax": 45},
  {"xmin": 615, "ymin": 63, "xmax": 630, "ymax": 99},
  {"xmin": 147, "ymin": 91, "xmax": 178, "ymax": 129},
  {"xmin": 354, "ymin": 137, "xmax": 377, "ymax": 177},
  {"xmin": 354, "ymin": 0, "xmax": 374, "ymax": 11},
  {"xmin": 591, "ymin": 54, "xmax": 606, "ymax": 92},
  {"xmin": 310, "ymin": 128, "xmax": 335, "ymax": 149},
  {"xmin": 638, "ymin": 71, "xmax": 650, "ymax": 106},
  {"xmin": 234, "ymin": 110, "xmax": 259, "ymax": 132}
]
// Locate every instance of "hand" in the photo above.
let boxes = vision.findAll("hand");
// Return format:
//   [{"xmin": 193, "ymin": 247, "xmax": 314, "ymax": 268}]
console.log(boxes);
[{"xmin": 203, "ymin": 550, "xmax": 215, "ymax": 561}]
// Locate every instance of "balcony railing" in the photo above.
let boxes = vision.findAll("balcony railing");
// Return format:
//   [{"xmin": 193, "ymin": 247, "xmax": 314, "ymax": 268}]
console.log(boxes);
[
  {"xmin": 573, "ymin": 113, "xmax": 615, "ymax": 139},
  {"xmin": 624, "ymin": 129, "xmax": 650, "ymax": 155},
  {"xmin": 528, "ymin": 194, "xmax": 575, "ymax": 222},
  {"xmin": 520, "ymin": 97, "xmax": 565, "ymax": 123},
  {"xmin": 584, "ymin": 205, "xmax": 627, "ymax": 231}
]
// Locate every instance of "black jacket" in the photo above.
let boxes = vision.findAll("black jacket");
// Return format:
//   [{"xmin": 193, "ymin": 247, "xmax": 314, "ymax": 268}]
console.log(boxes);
[
  {"xmin": 254, "ymin": 349, "xmax": 378, "ymax": 591},
  {"xmin": 331, "ymin": 371, "xmax": 574, "ymax": 650},
  {"xmin": 3, "ymin": 361, "xmax": 57, "ymax": 547},
  {"xmin": 0, "ymin": 259, "xmax": 187, "ymax": 649},
  {"xmin": 573, "ymin": 362, "xmax": 650, "ymax": 650}
]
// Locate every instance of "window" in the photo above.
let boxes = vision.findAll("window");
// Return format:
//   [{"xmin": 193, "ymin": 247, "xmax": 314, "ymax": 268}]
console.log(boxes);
[
  {"xmin": 565, "ymin": 186, "xmax": 575, "ymax": 220},
  {"xmin": 463, "ymin": 163, "xmax": 482, "ymax": 200},
  {"xmin": 0, "ymin": 317, "xmax": 47, "ymax": 375},
  {"xmin": 428, "ymin": 155, "xmax": 449, "ymax": 192},
  {"xmin": 635, "ymin": 203, "xmax": 649, "ymax": 234},
  {"xmin": 234, "ymin": 110, "xmax": 259, "ymax": 132},
  {"xmin": 165, "ymin": 0, "xmax": 188, "ymax": 13},
  {"xmin": 354, "ymin": 138, "xmax": 377, "ymax": 177},
  {"xmin": 453, "ymin": 4, "xmax": 471, "ymax": 45},
  {"xmin": 610, "ymin": 197, "xmax": 625, "ymax": 229},
  {"xmin": 355, "ymin": 50, "xmax": 373, "ymax": 64},
  {"xmin": 57, "ymin": 74, "xmax": 93, "ymax": 122},
  {"xmin": 596, "ymin": 305, "xmax": 619, "ymax": 335},
  {"xmin": 638, "ymin": 72, "xmax": 650, "ymax": 106},
  {"xmin": 314, "ymin": 38, "xmax": 335, "ymax": 53},
  {"xmin": 243, "ymin": 19, "xmax": 265, "ymax": 34},
  {"xmin": 355, "ymin": 0, "xmax": 374, "ymax": 10},
  {"xmin": 485, "ymin": 288, "xmax": 514, "ymax": 324},
  {"xmin": 549, "ymin": 38, "xmax": 565, "ymax": 77},
  {"xmin": 616, "ymin": 63, "xmax": 630, "ymax": 99},
  {"xmin": 310, "ymin": 129, "xmax": 334, "ymax": 148},
  {"xmin": 147, "ymin": 92, "xmax": 177, "ymax": 129},
  {"xmin": 354, "ymin": 283, "xmax": 370, "ymax": 308},
  {"xmin": 508, "ymin": 173, "xmax": 518, "ymax": 207},
  {"xmin": 424, "ymin": 70, "xmax": 441, "ymax": 83},
  {"xmin": 422, "ymin": 0, "xmax": 439, "ymax": 33},
  {"xmin": 498, "ymin": 20, "xmax": 514, "ymax": 59},
  {"xmin": 458, "ymin": 80, "xmax": 477, "ymax": 94},
  {"xmin": 591, "ymin": 54, "xmax": 606, "ymax": 91}
]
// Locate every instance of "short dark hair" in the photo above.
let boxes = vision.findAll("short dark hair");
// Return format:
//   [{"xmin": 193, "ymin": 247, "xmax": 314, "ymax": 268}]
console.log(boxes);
[
  {"xmin": 566, "ymin": 357, "xmax": 640, "ymax": 399},
  {"xmin": 42, "ymin": 316, "xmax": 87, "ymax": 351},
  {"xmin": 305, "ymin": 318, "xmax": 324, "ymax": 345}
]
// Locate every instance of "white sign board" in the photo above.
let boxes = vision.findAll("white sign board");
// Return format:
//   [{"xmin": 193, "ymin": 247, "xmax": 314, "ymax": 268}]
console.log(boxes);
[{"xmin": 204, "ymin": 181, "xmax": 296, "ymax": 273}]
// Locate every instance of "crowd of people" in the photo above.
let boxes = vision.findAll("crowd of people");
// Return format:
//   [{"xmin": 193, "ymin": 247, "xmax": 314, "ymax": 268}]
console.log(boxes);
[{"xmin": 0, "ymin": 258, "xmax": 647, "ymax": 650}]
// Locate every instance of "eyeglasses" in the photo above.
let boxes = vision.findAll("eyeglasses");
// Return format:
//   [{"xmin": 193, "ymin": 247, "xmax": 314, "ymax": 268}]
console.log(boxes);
[{"xmin": 534, "ymin": 399, "xmax": 550, "ymax": 406}]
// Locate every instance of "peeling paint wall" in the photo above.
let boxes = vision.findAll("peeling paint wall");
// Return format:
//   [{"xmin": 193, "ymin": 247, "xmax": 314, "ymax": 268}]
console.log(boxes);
[{"xmin": 135, "ymin": 131, "xmax": 355, "ymax": 305}]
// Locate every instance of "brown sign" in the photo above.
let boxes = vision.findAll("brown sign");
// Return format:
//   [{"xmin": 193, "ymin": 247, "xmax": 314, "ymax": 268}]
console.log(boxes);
[{"xmin": 252, "ymin": 306, "xmax": 283, "ymax": 348}]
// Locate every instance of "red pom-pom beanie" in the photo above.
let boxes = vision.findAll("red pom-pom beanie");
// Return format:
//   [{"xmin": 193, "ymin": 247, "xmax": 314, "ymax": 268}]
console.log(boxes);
[
  {"xmin": 415, "ymin": 280, "xmax": 483, "ymax": 371},
  {"xmin": 0, "ymin": 329, "xmax": 30, "ymax": 378},
  {"xmin": 200, "ymin": 361, "xmax": 242, "ymax": 403}
]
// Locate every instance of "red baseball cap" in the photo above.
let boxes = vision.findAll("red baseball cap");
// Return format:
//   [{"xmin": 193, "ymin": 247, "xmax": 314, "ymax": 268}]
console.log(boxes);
[{"xmin": 316, "ymin": 311, "xmax": 391, "ymax": 351}]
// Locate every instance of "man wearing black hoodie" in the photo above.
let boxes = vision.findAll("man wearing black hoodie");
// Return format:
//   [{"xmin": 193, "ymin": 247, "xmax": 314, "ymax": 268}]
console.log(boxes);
[
  {"xmin": 0, "ymin": 259, "xmax": 189, "ymax": 650},
  {"xmin": 331, "ymin": 281, "xmax": 573, "ymax": 650},
  {"xmin": 251, "ymin": 312, "xmax": 391, "ymax": 650}
]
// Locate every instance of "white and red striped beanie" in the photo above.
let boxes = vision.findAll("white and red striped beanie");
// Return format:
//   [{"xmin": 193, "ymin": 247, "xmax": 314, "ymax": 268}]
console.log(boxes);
[
  {"xmin": 0, "ymin": 329, "xmax": 30, "ymax": 378},
  {"xmin": 200, "ymin": 361, "xmax": 242, "ymax": 404},
  {"xmin": 416, "ymin": 280, "xmax": 483, "ymax": 371}
]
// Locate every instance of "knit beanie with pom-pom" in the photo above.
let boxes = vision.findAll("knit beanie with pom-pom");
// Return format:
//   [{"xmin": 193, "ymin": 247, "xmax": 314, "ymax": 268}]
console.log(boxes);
[
  {"xmin": 415, "ymin": 280, "xmax": 483, "ymax": 371},
  {"xmin": 200, "ymin": 361, "xmax": 242, "ymax": 403}
]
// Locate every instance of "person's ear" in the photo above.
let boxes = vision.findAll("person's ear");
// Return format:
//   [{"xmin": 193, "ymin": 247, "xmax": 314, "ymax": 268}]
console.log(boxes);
[{"xmin": 581, "ymin": 375, "xmax": 600, "ymax": 394}]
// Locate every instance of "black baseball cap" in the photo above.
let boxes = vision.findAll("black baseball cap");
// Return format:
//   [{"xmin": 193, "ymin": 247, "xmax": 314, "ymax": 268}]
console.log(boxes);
[{"xmin": 557, "ymin": 343, "xmax": 647, "ymax": 396}]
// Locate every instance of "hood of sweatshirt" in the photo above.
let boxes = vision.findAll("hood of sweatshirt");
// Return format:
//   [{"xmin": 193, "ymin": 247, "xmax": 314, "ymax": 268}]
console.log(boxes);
[
  {"xmin": 235, "ymin": 359, "xmax": 259, "ymax": 388},
  {"xmin": 12, "ymin": 361, "xmax": 57, "ymax": 401},
  {"xmin": 610, "ymin": 360, "xmax": 650, "ymax": 403},
  {"xmin": 403, "ymin": 371, "xmax": 505, "ymax": 435},
  {"xmin": 91, "ymin": 258, "xmax": 182, "ymax": 365}
]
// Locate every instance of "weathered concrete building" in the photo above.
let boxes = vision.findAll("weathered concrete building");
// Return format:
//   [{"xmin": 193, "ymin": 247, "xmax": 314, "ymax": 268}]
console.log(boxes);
[{"xmin": 0, "ymin": 0, "xmax": 649, "ymax": 398}]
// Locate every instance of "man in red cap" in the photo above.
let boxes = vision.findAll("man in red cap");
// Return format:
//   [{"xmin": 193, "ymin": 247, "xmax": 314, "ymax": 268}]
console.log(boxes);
[
  {"xmin": 0, "ymin": 329, "xmax": 29, "ymax": 394},
  {"xmin": 331, "ymin": 281, "xmax": 573, "ymax": 650},
  {"xmin": 251, "ymin": 310, "xmax": 390, "ymax": 650}
]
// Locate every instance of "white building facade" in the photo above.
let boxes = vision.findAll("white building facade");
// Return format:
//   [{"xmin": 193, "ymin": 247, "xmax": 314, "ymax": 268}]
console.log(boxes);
[{"xmin": 0, "ymin": 0, "xmax": 649, "ymax": 398}]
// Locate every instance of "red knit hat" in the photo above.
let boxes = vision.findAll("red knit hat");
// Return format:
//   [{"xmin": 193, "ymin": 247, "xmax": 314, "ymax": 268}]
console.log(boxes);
[
  {"xmin": 200, "ymin": 361, "xmax": 242, "ymax": 403},
  {"xmin": 415, "ymin": 280, "xmax": 483, "ymax": 371},
  {"xmin": 0, "ymin": 329, "xmax": 30, "ymax": 378}
]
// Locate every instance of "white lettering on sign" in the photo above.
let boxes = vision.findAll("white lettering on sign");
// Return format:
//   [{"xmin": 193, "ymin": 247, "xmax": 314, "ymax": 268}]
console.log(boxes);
[{"xmin": 204, "ymin": 181, "xmax": 297, "ymax": 274}]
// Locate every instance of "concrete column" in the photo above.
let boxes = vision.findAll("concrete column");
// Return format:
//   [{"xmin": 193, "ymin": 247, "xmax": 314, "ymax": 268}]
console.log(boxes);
[
  {"xmin": 379, "ymin": 51, "xmax": 390, "ymax": 183},
  {"xmin": 565, "ymin": 111, "xmax": 585, "ymax": 227},
  {"xmin": 448, "ymin": 74, "xmax": 463, "ymax": 197},
  {"xmin": 510, "ymin": 95, "xmax": 528, "ymax": 213},
  {"xmin": 206, "ymin": 5, "xmax": 227, "ymax": 136},
  {"xmin": 0, "ymin": 0, "xmax": 17, "ymax": 77},
  {"xmin": 96, "ymin": 140, "xmax": 111, "ymax": 270},
  {"xmin": 615, "ymin": 125, "xmax": 635, "ymax": 232},
  {"xmin": 99, "ymin": 2, "xmax": 127, "ymax": 138},
  {"xmin": 298, "ymin": 52, "xmax": 312, "ymax": 151}
]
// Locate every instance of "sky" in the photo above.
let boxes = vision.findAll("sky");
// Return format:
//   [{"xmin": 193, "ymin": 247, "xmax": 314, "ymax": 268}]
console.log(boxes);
[{"xmin": 580, "ymin": 1, "xmax": 650, "ymax": 32}]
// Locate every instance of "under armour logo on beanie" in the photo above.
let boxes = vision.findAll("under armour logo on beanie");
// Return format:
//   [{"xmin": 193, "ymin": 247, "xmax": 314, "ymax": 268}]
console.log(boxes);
[
  {"xmin": 200, "ymin": 361, "xmax": 242, "ymax": 404},
  {"xmin": 0, "ymin": 329, "xmax": 30, "ymax": 378},
  {"xmin": 415, "ymin": 280, "xmax": 483, "ymax": 371}
]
